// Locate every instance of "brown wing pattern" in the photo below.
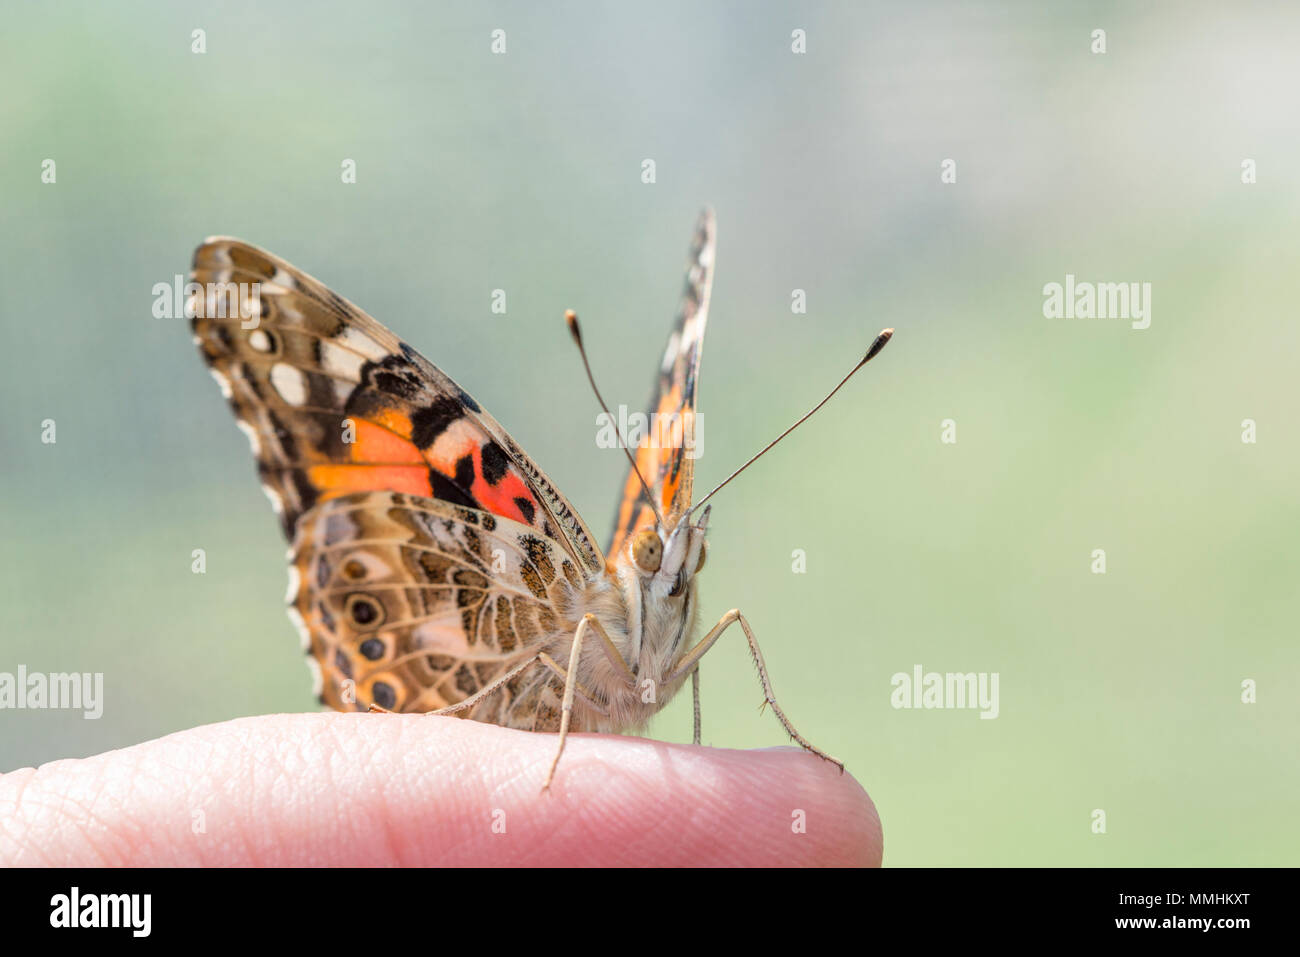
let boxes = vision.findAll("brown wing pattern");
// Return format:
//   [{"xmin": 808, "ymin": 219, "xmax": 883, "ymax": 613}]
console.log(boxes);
[
  {"xmin": 289, "ymin": 490, "xmax": 581, "ymax": 728},
  {"xmin": 607, "ymin": 208, "xmax": 715, "ymax": 560}
]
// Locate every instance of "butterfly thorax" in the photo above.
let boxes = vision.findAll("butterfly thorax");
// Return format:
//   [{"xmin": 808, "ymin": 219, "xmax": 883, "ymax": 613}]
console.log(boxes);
[{"xmin": 571, "ymin": 514, "xmax": 707, "ymax": 731}]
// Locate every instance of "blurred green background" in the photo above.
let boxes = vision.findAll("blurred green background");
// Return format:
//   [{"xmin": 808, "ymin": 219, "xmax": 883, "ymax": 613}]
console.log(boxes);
[{"xmin": 3, "ymin": 1, "xmax": 1297, "ymax": 866}]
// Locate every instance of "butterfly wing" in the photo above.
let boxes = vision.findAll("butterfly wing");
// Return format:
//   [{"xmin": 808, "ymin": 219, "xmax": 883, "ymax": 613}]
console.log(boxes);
[
  {"xmin": 190, "ymin": 239, "xmax": 603, "ymax": 724},
  {"xmin": 289, "ymin": 490, "xmax": 578, "ymax": 727},
  {"xmin": 607, "ymin": 208, "xmax": 715, "ymax": 559},
  {"xmin": 190, "ymin": 238, "xmax": 605, "ymax": 575}
]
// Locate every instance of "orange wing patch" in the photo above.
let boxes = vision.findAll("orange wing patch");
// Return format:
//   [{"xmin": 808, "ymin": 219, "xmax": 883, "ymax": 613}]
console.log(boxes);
[
  {"xmin": 607, "ymin": 208, "xmax": 714, "ymax": 560},
  {"xmin": 191, "ymin": 239, "xmax": 554, "ymax": 543},
  {"xmin": 308, "ymin": 464, "xmax": 432, "ymax": 499}
]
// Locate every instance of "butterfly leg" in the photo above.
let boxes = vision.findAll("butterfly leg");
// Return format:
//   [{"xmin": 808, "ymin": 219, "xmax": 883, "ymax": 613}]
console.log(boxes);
[
  {"xmin": 541, "ymin": 613, "xmax": 622, "ymax": 791},
  {"xmin": 691, "ymin": 667, "xmax": 702, "ymax": 745},
  {"xmin": 537, "ymin": 653, "xmax": 610, "ymax": 716},
  {"xmin": 664, "ymin": 609, "xmax": 843, "ymax": 772},
  {"xmin": 575, "ymin": 612, "xmax": 636, "ymax": 687}
]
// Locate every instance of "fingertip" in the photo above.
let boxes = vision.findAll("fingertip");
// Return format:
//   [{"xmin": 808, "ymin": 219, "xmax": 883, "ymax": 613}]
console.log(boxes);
[{"xmin": 2, "ymin": 713, "xmax": 881, "ymax": 867}]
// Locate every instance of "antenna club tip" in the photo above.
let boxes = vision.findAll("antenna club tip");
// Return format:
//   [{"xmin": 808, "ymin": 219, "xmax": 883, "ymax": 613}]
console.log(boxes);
[
  {"xmin": 564, "ymin": 309, "xmax": 582, "ymax": 345},
  {"xmin": 863, "ymin": 328, "xmax": 893, "ymax": 363}
]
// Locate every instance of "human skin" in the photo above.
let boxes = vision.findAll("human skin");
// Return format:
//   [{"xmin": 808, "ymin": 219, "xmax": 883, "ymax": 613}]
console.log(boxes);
[{"xmin": 0, "ymin": 713, "xmax": 882, "ymax": 867}]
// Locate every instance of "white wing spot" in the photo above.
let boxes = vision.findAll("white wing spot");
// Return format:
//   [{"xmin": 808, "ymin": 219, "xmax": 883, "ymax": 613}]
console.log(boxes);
[
  {"xmin": 248, "ymin": 329, "xmax": 273, "ymax": 353},
  {"xmin": 261, "ymin": 482, "xmax": 285, "ymax": 515},
  {"xmin": 236, "ymin": 418, "xmax": 262, "ymax": 455},
  {"xmin": 261, "ymin": 268, "xmax": 296, "ymax": 295},
  {"xmin": 304, "ymin": 654, "xmax": 324, "ymax": 696},
  {"xmin": 270, "ymin": 362, "xmax": 309, "ymax": 406},
  {"xmin": 337, "ymin": 325, "xmax": 390, "ymax": 361},
  {"xmin": 208, "ymin": 367, "xmax": 233, "ymax": 399},
  {"xmin": 661, "ymin": 331, "xmax": 681, "ymax": 371},
  {"xmin": 320, "ymin": 340, "xmax": 366, "ymax": 381},
  {"xmin": 287, "ymin": 602, "xmax": 312, "ymax": 651}
]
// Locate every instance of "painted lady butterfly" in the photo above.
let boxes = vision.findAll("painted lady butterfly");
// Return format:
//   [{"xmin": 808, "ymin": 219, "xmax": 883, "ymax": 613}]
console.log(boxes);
[{"xmin": 190, "ymin": 210, "xmax": 891, "ymax": 786}]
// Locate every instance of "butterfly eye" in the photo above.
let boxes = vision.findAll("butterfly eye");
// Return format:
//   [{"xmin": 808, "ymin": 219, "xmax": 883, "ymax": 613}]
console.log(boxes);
[
  {"xmin": 629, "ymin": 528, "xmax": 663, "ymax": 573},
  {"xmin": 695, "ymin": 539, "xmax": 708, "ymax": 574}
]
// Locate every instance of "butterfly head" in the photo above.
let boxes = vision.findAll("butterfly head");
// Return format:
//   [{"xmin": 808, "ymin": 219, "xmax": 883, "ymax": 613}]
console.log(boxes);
[{"xmin": 625, "ymin": 505, "xmax": 709, "ymax": 599}]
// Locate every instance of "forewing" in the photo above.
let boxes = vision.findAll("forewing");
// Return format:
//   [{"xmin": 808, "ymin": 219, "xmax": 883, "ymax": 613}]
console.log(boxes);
[
  {"xmin": 290, "ymin": 490, "xmax": 578, "ymax": 729},
  {"xmin": 607, "ymin": 208, "xmax": 715, "ymax": 559},
  {"xmin": 190, "ymin": 237, "xmax": 604, "ymax": 574}
]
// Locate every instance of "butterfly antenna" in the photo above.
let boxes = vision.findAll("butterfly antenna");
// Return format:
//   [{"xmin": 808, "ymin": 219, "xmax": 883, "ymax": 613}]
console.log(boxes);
[
  {"xmin": 565, "ymin": 310, "xmax": 666, "ymax": 527},
  {"xmin": 690, "ymin": 328, "xmax": 895, "ymax": 516}
]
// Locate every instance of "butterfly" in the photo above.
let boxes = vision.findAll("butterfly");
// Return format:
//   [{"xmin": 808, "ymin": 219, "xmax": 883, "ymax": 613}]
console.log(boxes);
[{"xmin": 189, "ymin": 209, "xmax": 892, "ymax": 787}]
